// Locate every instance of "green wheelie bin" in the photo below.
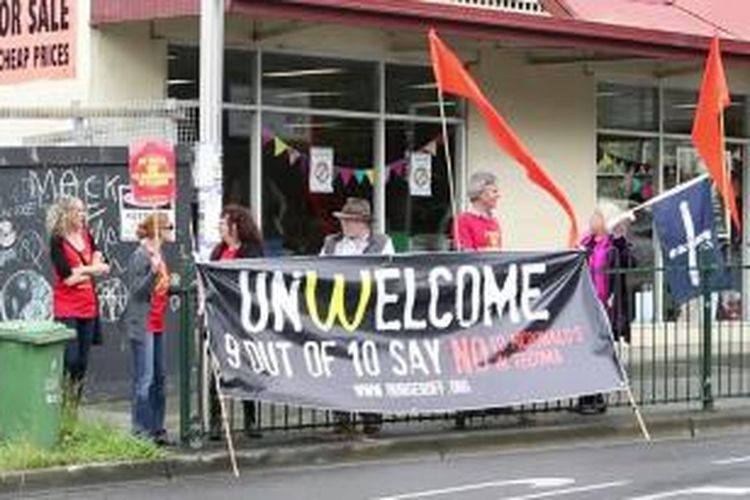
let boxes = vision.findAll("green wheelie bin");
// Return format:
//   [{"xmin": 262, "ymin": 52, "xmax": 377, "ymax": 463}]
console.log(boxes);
[{"xmin": 0, "ymin": 321, "xmax": 75, "ymax": 449}]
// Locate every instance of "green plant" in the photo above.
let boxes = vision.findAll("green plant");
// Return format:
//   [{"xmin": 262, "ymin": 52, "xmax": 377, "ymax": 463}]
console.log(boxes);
[{"xmin": 0, "ymin": 416, "xmax": 166, "ymax": 472}]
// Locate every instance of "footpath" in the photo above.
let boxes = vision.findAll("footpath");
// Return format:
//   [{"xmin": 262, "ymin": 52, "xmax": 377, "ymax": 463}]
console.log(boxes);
[{"xmin": 2, "ymin": 399, "xmax": 750, "ymax": 495}]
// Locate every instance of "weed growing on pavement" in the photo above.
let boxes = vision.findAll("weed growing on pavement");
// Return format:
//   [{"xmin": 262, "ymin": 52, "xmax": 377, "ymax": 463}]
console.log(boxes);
[{"xmin": 0, "ymin": 410, "xmax": 165, "ymax": 472}]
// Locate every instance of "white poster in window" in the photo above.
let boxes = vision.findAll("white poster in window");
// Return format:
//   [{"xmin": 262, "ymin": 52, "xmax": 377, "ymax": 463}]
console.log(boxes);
[
  {"xmin": 119, "ymin": 185, "xmax": 176, "ymax": 242},
  {"xmin": 309, "ymin": 147, "xmax": 335, "ymax": 194},
  {"xmin": 409, "ymin": 152, "xmax": 432, "ymax": 197}
]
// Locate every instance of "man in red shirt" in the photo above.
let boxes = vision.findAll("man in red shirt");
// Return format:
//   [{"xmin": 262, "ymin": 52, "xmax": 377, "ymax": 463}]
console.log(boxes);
[
  {"xmin": 454, "ymin": 172, "xmax": 502, "ymax": 251},
  {"xmin": 453, "ymin": 172, "xmax": 502, "ymax": 430}
]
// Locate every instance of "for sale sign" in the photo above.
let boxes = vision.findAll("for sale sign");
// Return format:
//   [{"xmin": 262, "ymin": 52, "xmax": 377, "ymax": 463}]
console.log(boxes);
[{"xmin": 0, "ymin": 0, "xmax": 76, "ymax": 83}]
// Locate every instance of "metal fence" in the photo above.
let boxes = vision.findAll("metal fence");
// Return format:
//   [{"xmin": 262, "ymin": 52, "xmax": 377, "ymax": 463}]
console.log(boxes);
[{"xmin": 176, "ymin": 261, "xmax": 750, "ymax": 445}]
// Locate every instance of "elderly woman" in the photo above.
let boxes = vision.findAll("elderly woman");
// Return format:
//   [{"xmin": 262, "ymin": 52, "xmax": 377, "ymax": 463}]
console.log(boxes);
[
  {"xmin": 123, "ymin": 214, "xmax": 174, "ymax": 444},
  {"xmin": 47, "ymin": 195, "xmax": 109, "ymax": 402},
  {"xmin": 454, "ymin": 171, "xmax": 502, "ymax": 251},
  {"xmin": 578, "ymin": 206, "xmax": 636, "ymax": 414}
]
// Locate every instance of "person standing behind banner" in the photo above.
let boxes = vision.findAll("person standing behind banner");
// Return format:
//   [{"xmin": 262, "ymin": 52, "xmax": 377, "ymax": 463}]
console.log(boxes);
[
  {"xmin": 320, "ymin": 197, "xmax": 394, "ymax": 435},
  {"xmin": 454, "ymin": 172, "xmax": 502, "ymax": 251},
  {"xmin": 208, "ymin": 205, "xmax": 264, "ymax": 441},
  {"xmin": 452, "ymin": 172, "xmax": 502, "ymax": 429},
  {"xmin": 577, "ymin": 207, "xmax": 635, "ymax": 414},
  {"xmin": 47, "ymin": 195, "xmax": 110, "ymax": 405},
  {"xmin": 123, "ymin": 214, "xmax": 174, "ymax": 445}
]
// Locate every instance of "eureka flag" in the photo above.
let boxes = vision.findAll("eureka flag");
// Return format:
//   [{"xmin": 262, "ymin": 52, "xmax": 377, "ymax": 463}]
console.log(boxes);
[{"xmin": 652, "ymin": 177, "xmax": 728, "ymax": 304}]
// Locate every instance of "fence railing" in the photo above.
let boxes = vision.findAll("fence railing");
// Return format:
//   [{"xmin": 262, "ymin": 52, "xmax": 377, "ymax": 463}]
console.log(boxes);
[{"xmin": 177, "ymin": 261, "xmax": 750, "ymax": 445}]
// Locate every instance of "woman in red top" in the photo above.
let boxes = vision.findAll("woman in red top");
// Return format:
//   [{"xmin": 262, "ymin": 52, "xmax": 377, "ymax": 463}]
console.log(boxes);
[
  {"xmin": 208, "ymin": 205, "xmax": 263, "ymax": 440},
  {"xmin": 454, "ymin": 171, "xmax": 502, "ymax": 251},
  {"xmin": 47, "ymin": 196, "xmax": 109, "ymax": 401},
  {"xmin": 123, "ymin": 214, "xmax": 173, "ymax": 444}
]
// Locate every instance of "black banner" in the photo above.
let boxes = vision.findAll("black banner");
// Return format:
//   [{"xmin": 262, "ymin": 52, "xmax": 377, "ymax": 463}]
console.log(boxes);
[{"xmin": 198, "ymin": 251, "xmax": 625, "ymax": 413}]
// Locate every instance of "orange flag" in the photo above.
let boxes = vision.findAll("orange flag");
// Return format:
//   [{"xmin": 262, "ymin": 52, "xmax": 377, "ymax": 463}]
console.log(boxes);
[
  {"xmin": 428, "ymin": 28, "xmax": 579, "ymax": 247},
  {"xmin": 692, "ymin": 36, "xmax": 740, "ymax": 229}
]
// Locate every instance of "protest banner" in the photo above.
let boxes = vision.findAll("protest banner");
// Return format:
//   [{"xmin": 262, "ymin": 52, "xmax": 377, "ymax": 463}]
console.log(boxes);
[{"xmin": 198, "ymin": 251, "xmax": 628, "ymax": 413}]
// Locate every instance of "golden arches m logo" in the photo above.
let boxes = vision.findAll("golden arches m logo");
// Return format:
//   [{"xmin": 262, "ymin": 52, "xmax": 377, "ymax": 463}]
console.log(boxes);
[{"xmin": 305, "ymin": 271, "xmax": 372, "ymax": 332}]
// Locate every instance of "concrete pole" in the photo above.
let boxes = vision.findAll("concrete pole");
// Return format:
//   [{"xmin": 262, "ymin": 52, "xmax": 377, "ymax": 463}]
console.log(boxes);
[{"xmin": 196, "ymin": 0, "xmax": 225, "ymax": 259}]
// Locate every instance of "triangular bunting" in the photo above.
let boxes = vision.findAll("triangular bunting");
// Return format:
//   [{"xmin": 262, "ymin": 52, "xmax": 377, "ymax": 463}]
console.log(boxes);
[
  {"xmin": 288, "ymin": 149, "xmax": 301, "ymax": 166},
  {"xmin": 339, "ymin": 169, "xmax": 354, "ymax": 186},
  {"xmin": 299, "ymin": 158, "xmax": 309, "ymax": 175},
  {"xmin": 262, "ymin": 128, "xmax": 274, "ymax": 146},
  {"xmin": 366, "ymin": 170, "xmax": 375, "ymax": 185},
  {"xmin": 423, "ymin": 140, "xmax": 438, "ymax": 156},
  {"xmin": 274, "ymin": 137, "xmax": 290, "ymax": 157},
  {"xmin": 392, "ymin": 160, "xmax": 407, "ymax": 177},
  {"xmin": 354, "ymin": 170, "xmax": 367, "ymax": 185}
]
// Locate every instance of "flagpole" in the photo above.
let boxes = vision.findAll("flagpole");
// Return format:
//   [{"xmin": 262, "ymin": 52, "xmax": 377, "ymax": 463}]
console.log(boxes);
[
  {"xmin": 721, "ymin": 111, "xmax": 732, "ymax": 243},
  {"xmin": 607, "ymin": 174, "xmax": 710, "ymax": 228},
  {"xmin": 436, "ymin": 87, "xmax": 461, "ymax": 250}
]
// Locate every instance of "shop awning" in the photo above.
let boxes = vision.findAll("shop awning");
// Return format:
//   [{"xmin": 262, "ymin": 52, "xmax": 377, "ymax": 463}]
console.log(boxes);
[
  {"xmin": 557, "ymin": 0, "xmax": 750, "ymax": 41},
  {"xmin": 91, "ymin": 0, "xmax": 750, "ymax": 59}
]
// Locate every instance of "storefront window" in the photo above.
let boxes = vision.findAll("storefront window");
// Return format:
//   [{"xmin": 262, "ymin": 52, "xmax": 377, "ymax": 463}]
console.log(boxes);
[
  {"xmin": 167, "ymin": 45, "xmax": 256, "ymax": 104},
  {"xmin": 262, "ymin": 54, "xmax": 377, "ymax": 112},
  {"xmin": 223, "ymin": 109, "xmax": 252, "ymax": 206},
  {"xmin": 597, "ymin": 82, "xmax": 658, "ymax": 132},
  {"xmin": 261, "ymin": 114, "xmax": 375, "ymax": 256},
  {"xmin": 386, "ymin": 64, "xmax": 459, "ymax": 117},
  {"xmin": 664, "ymin": 89, "xmax": 747, "ymax": 138},
  {"xmin": 225, "ymin": 49, "xmax": 255, "ymax": 104},
  {"xmin": 385, "ymin": 122, "xmax": 457, "ymax": 251},
  {"xmin": 598, "ymin": 81, "xmax": 750, "ymax": 322},
  {"xmin": 167, "ymin": 45, "xmax": 199, "ymax": 101},
  {"xmin": 597, "ymin": 136, "xmax": 657, "ymax": 270}
]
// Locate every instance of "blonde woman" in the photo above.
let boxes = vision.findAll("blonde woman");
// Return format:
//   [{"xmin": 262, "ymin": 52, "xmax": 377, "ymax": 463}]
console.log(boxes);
[
  {"xmin": 123, "ymin": 214, "xmax": 173, "ymax": 445},
  {"xmin": 47, "ymin": 195, "xmax": 109, "ymax": 400}
]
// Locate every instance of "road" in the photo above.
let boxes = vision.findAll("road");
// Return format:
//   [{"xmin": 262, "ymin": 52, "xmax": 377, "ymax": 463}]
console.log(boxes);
[{"xmin": 8, "ymin": 434, "xmax": 750, "ymax": 499}]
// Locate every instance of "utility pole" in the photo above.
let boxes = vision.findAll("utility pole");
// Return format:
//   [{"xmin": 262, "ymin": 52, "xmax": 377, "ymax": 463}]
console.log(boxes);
[{"xmin": 197, "ymin": 0, "xmax": 224, "ymax": 259}]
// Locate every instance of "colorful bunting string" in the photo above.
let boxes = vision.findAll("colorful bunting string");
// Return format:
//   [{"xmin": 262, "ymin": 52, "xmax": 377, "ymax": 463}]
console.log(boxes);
[{"xmin": 264, "ymin": 127, "xmax": 441, "ymax": 188}]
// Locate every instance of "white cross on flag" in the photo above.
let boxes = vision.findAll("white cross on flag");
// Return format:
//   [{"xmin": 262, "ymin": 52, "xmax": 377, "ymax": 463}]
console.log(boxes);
[{"xmin": 652, "ymin": 177, "xmax": 728, "ymax": 304}]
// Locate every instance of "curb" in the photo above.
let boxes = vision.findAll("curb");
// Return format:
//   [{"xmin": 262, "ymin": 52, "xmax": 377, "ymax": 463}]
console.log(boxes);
[{"xmin": 2, "ymin": 406, "xmax": 750, "ymax": 495}]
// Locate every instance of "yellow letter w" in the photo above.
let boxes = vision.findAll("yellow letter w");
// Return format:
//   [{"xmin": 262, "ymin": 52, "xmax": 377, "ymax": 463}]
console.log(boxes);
[{"xmin": 305, "ymin": 270, "xmax": 372, "ymax": 332}]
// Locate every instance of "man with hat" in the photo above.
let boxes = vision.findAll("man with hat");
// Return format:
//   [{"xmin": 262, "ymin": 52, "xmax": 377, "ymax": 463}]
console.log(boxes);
[
  {"xmin": 320, "ymin": 197, "xmax": 393, "ymax": 435},
  {"xmin": 320, "ymin": 197, "xmax": 394, "ymax": 256}
]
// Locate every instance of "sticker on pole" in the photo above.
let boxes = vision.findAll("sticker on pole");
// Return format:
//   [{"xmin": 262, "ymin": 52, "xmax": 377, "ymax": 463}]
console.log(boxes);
[{"xmin": 129, "ymin": 140, "xmax": 177, "ymax": 205}]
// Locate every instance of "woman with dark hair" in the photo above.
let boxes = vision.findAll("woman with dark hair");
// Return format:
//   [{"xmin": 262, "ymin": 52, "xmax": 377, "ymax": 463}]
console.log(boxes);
[
  {"xmin": 210, "ymin": 204, "xmax": 263, "ymax": 261},
  {"xmin": 47, "ymin": 195, "xmax": 109, "ymax": 404},
  {"xmin": 209, "ymin": 205, "xmax": 264, "ymax": 440}
]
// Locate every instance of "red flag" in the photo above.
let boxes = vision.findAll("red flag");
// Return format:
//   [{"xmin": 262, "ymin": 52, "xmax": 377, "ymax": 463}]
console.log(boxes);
[
  {"xmin": 428, "ymin": 28, "xmax": 579, "ymax": 247},
  {"xmin": 692, "ymin": 36, "xmax": 740, "ymax": 229}
]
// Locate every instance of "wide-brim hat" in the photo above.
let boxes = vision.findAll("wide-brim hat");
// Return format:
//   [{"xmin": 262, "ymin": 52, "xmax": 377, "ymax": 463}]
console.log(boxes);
[{"xmin": 333, "ymin": 197, "xmax": 372, "ymax": 222}]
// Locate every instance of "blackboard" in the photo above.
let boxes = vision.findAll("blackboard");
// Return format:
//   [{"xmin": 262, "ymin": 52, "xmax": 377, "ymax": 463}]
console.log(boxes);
[{"xmin": 0, "ymin": 147, "xmax": 193, "ymax": 399}]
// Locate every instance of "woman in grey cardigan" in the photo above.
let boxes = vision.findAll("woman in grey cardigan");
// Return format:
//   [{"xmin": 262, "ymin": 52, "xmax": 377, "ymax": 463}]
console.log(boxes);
[{"xmin": 123, "ymin": 214, "xmax": 173, "ymax": 445}]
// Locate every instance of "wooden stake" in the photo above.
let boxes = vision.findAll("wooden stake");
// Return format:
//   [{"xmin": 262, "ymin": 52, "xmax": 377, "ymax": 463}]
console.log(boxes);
[
  {"xmin": 614, "ymin": 344, "xmax": 651, "ymax": 442},
  {"xmin": 210, "ymin": 354, "xmax": 240, "ymax": 478}
]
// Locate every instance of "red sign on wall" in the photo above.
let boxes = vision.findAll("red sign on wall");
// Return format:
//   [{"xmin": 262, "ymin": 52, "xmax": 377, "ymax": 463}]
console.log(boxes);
[{"xmin": 128, "ymin": 140, "xmax": 176, "ymax": 205}]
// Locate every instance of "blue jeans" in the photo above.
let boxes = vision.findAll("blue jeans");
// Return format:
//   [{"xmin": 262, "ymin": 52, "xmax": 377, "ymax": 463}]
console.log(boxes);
[
  {"xmin": 57, "ymin": 317, "xmax": 97, "ymax": 392},
  {"xmin": 130, "ymin": 334, "xmax": 166, "ymax": 438}
]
